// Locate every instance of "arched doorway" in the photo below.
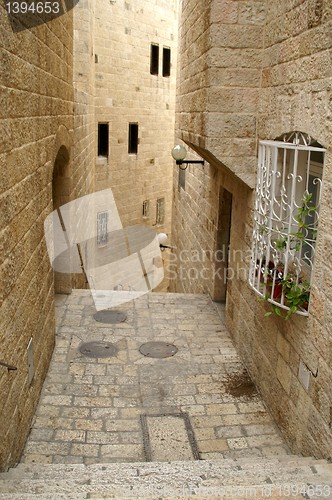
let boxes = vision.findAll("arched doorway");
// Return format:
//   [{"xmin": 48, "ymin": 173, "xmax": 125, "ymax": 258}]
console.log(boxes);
[{"xmin": 52, "ymin": 145, "xmax": 72, "ymax": 294}]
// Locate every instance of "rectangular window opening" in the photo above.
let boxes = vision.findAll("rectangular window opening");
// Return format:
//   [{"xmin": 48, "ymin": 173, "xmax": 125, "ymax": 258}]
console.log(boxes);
[
  {"xmin": 150, "ymin": 44, "xmax": 159, "ymax": 75},
  {"xmin": 142, "ymin": 200, "xmax": 150, "ymax": 218},
  {"xmin": 162, "ymin": 47, "xmax": 171, "ymax": 77},
  {"xmin": 98, "ymin": 123, "xmax": 109, "ymax": 157},
  {"xmin": 156, "ymin": 198, "xmax": 165, "ymax": 225},
  {"xmin": 128, "ymin": 123, "xmax": 138, "ymax": 154}
]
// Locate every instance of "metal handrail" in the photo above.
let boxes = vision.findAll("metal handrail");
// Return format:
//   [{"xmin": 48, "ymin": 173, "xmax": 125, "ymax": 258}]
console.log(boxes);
[{"xmin": 0, "ymin": 361, "xmax": 17, "ymax": 371}]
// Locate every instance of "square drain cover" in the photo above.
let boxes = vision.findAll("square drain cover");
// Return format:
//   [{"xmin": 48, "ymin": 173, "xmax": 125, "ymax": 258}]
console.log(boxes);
[{"xmin": 141, "ymin": 413, "xmax": 200, "ymax": 462}]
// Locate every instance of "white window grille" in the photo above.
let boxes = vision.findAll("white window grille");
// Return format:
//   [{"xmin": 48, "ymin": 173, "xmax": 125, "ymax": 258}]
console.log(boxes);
[
  {"xmin": 97, "ymin": 211, "xmax": 108, "ymax": 247},
  {"xmin": 156, "ymin": 197, "xmax": 165, "ymax": 225},
  {"xmin": 249, "ymin": 132, "xmax": 325, "ymax": 317}
]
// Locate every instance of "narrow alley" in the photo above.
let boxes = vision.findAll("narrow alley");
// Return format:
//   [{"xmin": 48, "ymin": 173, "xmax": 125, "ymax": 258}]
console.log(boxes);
[{"xmin": 22, "ymin": 291, "xmax": 289, "ymax": 465}]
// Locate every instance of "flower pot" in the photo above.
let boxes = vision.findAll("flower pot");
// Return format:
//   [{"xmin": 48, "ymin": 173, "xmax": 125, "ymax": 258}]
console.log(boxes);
[
  {"xmin": 272, "ymin": 282, "xmax": 283, "ymax": 299},
  {"xmin": 266, "ymin": 279, "xmax": 282, "ymax": 300}
]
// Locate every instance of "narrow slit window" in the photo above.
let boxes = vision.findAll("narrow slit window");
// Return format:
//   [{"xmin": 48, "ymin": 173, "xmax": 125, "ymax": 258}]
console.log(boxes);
[
  {"xmin": 98, "ymin": 123, "xmax": 109, "ymax": 157},
  {"xmin": 128, "ymin": 123, "xmax": 138, "ymax": 154},
  {"xmin": 150, "ymin": 44, "xmax": 159, "ymax": 75},
  {"xmin": 156, "ymin": 198, "xmax": 165, "ymax": 225},
  {"xmin": 162, "ymin": 47, "xmax": 171, "ymax": 77},
  {"xmin": 142, "ymin": 200, "xmax": 150, "ymax": 218}
]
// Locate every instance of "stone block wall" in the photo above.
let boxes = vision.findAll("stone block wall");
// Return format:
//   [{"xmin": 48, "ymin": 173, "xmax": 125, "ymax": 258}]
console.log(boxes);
[
  {"xmin": 73, "ymin": 0, "xmax": 96, "ymax": 201},
  {"xmin": 170, "ymin": 154, "xmax": 219, "ymax": 297},
  {"xmin": 93, "ymin": 0, "xmax": 178, "ymax": 290},
  {"xmin": 72, "ymin": 0, "xmax": 96, "ymax": 289},
  {"xmin": 172, "ymin": 0, "xmax": 332, "ymax": 458},
  {"xmin": 0, "ymin": 9, "xmax": 74, "ymax": 469},
  {"xmin": 229, "ymin": 0, "xmax": 332, "ymax": 459},
  {"xmin": 0, "ymin": 1, "xmax": 95, "ymax": 469},
  {"xmin": 177, "ymin": 0, "xmax": 265, "ymax": 188}
]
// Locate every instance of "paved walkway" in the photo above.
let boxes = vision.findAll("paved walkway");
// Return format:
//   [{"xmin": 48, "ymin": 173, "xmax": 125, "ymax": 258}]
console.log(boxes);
[{"xmin": 22, "ymin": 291, "xmax": 290, "ymax": 465}]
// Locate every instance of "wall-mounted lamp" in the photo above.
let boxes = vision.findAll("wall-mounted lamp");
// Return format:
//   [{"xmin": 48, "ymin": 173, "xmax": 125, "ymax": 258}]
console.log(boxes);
[
  {"xmin": 157, "ymin": 232, "xmax": 176, "ymax": 251},
  {"xmin": 171, "ymin": 145, "xmax": 205, "ymax": 170}
]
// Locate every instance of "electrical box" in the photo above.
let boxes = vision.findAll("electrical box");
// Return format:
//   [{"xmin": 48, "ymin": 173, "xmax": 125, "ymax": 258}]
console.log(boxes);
[{"xmin": 298, "ymin": 360, "xmax": 310, "ymax": 391}]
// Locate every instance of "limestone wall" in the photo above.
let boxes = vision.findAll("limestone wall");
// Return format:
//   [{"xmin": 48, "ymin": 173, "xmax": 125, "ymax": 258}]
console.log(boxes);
[
  {"xmin": 177, "ymin": 0, "xmax": 264, "ymax": 188},
  {"xmin": 93, "ymin": 0, "xmax": 179, "ymax": 290},
  {"xmin": 172, "ymin": 0, "xmax": 332, "ymax": 458},
  {"xmin": 72, "ymin": 0, "xmax": 96, "ymax": 289},
  {"xmin": 232, "ymin": 0, "xmax": 332, "ymax": 459},
  {"xmin": 0, "ymin": 1, "xmax": 95, "ymax": 468}
]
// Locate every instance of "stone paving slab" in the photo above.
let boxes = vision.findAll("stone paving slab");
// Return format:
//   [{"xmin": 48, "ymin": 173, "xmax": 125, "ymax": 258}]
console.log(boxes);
[
  {"xmin": 1, "ymin": 458, "xmax": 332, "ymax": 499},
  {"xmin": 22, "ymin": 291, "xmax": 290, "ymax": 465}
]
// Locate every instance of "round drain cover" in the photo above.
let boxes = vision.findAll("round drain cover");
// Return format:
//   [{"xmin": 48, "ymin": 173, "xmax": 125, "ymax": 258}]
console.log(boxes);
[
  {"xmin": 93, "ymin": 309, "xmax": 127, "ymax": 324},
  {"xmin": 139, "ymin": 341, "xmax": 178, "ymax": 359},
  {"xmin": 79, "ymin": 341, "xmax": 118, "ymax": 358}
]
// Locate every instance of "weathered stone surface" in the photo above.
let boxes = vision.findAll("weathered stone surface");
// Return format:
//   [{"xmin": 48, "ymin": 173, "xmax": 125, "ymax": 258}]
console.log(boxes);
[
  {"xmin": 0, "ymin": 3, "xmax": 76, "ymax": 471},
  {"xmin": 20, "ymin": 292, "xmax": 288, "ymax": 465},
  {"xmin": 0, "ymin": 457, "xmax": 331, "ymax": 499},
  {"xmin": 92, "ymin": 0, "xmax": 178, "ymax": 292},
  {"xmin": 144, "ymin": 414, "xmax": 196, "ymax": 461},
  {"xmin": 172, "ymin": 0, "xmax": 332, "ymax": 461}
]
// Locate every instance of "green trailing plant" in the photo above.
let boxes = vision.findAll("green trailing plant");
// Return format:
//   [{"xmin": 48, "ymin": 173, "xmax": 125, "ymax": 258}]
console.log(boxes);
[
  {"xmin": 264, "ymin": 275, "xmax": 310, "ymax": 320},
  {"xmin": 281, "ymin": 275, "xmax": 310, "ymax": 320},
  {"xmin": 258, "ymin": 194, "xmax": 315, "ymax": 320}
]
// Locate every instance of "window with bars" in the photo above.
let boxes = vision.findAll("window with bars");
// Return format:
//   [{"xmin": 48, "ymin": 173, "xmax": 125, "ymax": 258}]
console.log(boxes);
[
  {"xmin": 249, "ymin": 131, "xmax": 325, "ymax": 318},
  {"xmin": 156, "ymin": 197, "xmax": 165, "ymax": 225},
  {"xmin": 97, "ymin": 211, "xmax": 108, "ymax": 247}
]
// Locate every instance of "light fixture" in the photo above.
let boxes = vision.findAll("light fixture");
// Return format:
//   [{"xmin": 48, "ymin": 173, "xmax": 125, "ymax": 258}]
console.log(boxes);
[
  {"xmin": 157, "ymin": 233, "xmax": 168, "ymax": 245},
  {"xmin": 157, "ymin": 232, "xmax": 176, "ymax": 250},
  {"xmin": 171, "ymin": 145, "xmax": 204, "ymax": 169}
]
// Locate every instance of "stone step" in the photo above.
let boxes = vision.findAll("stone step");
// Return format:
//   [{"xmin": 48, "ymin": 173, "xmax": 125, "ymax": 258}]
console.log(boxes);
[
  {"xmin": 4, "ymin": 455, "xmax": 329, "ymax": 478},
  {"xmin": 0, "ymin": 457, "xmax": 331, "ymax": 498},
  {"xmin": 0, "ymin": 490, "xmax": 320, "ymax": 500}
]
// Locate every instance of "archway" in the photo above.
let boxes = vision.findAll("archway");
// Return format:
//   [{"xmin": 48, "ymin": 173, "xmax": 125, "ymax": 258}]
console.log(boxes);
[{"xmin": 52, "ymin": 145, "xmax": 72, "ymax": 294}]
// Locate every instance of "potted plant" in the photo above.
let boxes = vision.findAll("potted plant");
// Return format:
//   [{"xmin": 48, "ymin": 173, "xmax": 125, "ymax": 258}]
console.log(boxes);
[
  {"xmin": 280, "ymin": 275, "xmax": 310, "ymax": 319},
  {"xmin": 264, "ymin": 274, "xmax": 310, "ymax": 320}
]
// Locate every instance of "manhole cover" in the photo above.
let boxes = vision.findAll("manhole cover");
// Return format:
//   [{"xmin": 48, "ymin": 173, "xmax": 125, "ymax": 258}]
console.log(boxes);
[
  {"xmin": 139, "ymin": 341, "xmax": 178, "ymax": 359},
  {"xmin": 79, "ymin": 341, "xmax": 118, "ymax": 358},
  {"xmin": 93, "ymin": 309, "xmax": 127, "ymax": 324}
]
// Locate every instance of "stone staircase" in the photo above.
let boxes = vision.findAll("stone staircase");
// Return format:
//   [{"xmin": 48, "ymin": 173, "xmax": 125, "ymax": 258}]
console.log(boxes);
[{"xmin": 0, "ymin": 456, "xmax": 332, "ymax": 499}]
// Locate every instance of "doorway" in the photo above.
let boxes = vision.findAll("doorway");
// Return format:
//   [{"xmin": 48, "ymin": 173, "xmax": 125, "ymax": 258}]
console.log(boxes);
[
  {"xmin": 213, "ymin": 187, "xmax": 232, "ymax": 302},
  {"xmin": 52, "ymin": 146, "xmax": 72, "ymax": 294}
]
